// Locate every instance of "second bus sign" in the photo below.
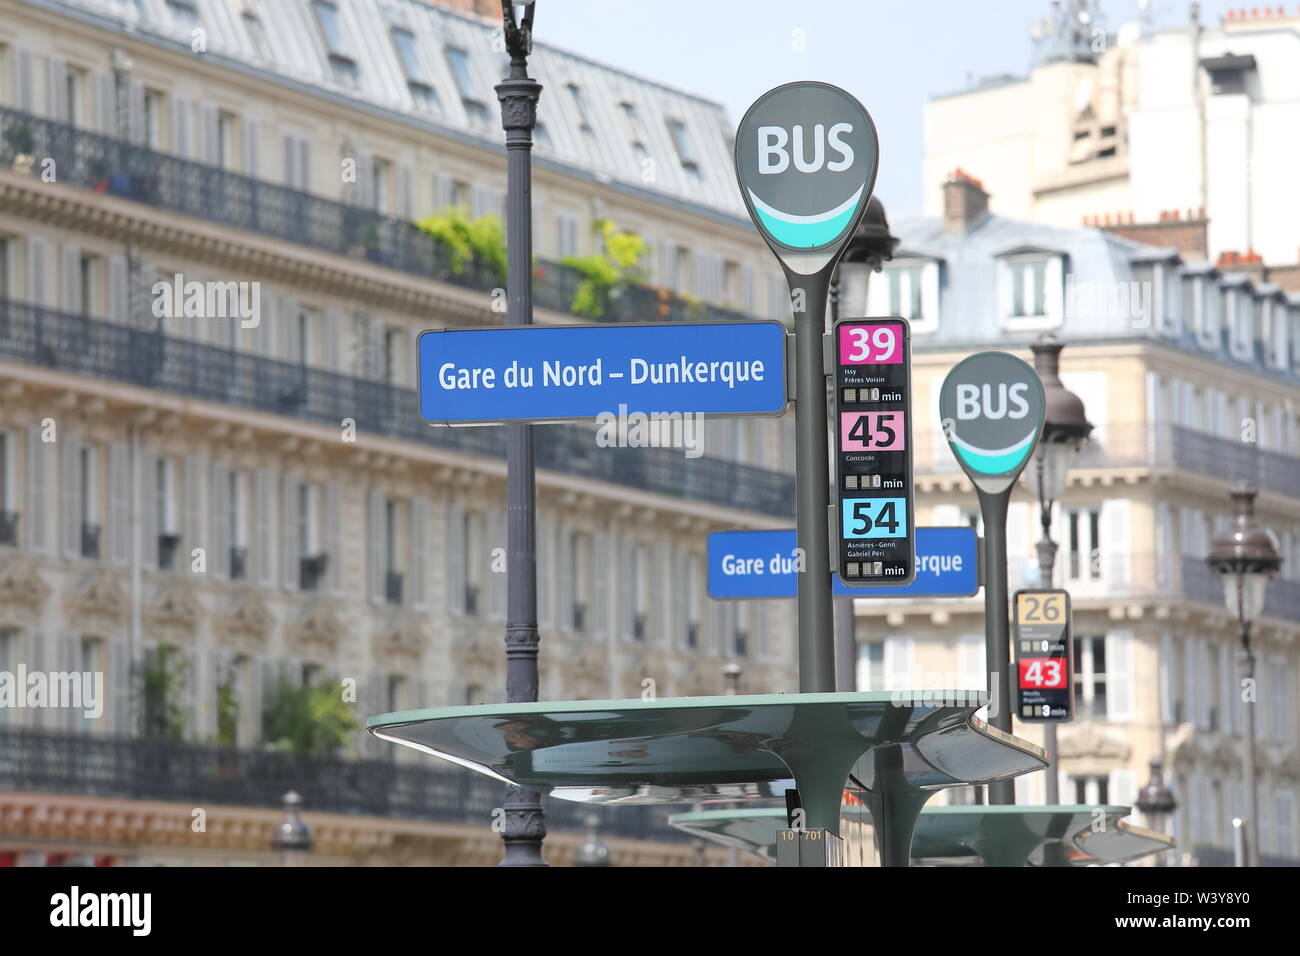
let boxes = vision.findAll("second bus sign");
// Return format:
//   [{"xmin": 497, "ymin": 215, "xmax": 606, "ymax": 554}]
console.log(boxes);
[{"xmin": 832, "ymin": 316, "xmax": 915, "ymax": 586}]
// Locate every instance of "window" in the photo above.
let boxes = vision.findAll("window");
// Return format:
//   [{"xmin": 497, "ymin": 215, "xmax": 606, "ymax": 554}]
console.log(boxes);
[
  {"xmin": 78, "ymin": 253, "xmax": 96, "ymax": 317},
  {"xmin": 392, "ymin": 28, "xmax": 438, "ymax": 110},
  {"xmin": 733, "ymin": 604, "xmax": 749, "ymax": 657},
  {"xmin": 684, "ymin": 554, "xmax": 700, "ymax": 649},
  {"xmin": 667, "ymin": 119, "xmax": 699, "ymax": 174},
  {"xmin": 383, "ymin": 326, "xmax": 403, "ymax": 384},
  {"xmin": 217, "ymin": 110, "xmax": 235, "ymax": 169},
  {"xmin": 446, "ymin": 47, "xmax": 487, "ymax": 122},
  {"xmin": 383, "ymin": 498, "xmax": 404, "ymax": 604},
  {"xmin": 143, "ymin": 90, "xmax": 163, "ymax": 148},
  {"xmin": 157, "ymin": 458, "xmax": 179, "ymax": 569},
  {"xmin": 0, "ymin": 237, "xmax": 9, "ymax": 301},
  {"xmin": 867, "ymin": 260, "xmax": 940, "ymax": 332},
  {"xmin": 65, "ymin": 68, "xmax": 85, "ymax": 128},
  {"xmin": 165, "ymin": 0, "xmax": 199, "ymax": 24},
  {"xmin": 464, "ymin": 510, "xmax": 483, "ymax": 614},
  {"xmin": 1073, "ymin": 774, "xmax": 1110, "ymax": 805},
  {"xmin": 229, "ymin": 471, "xmax": 247, "ymax": 580},
  {"xmin": 1000, "ymin": 254, "xmax": 1064, "ymax": 328},
  {"xmin": 1277, "ymin": 792, "xmax": 1295, "ymax": 858},
  {"xmin": 79, "ymin": 445, "xmax": 98, "ymax": 559},
  {"xmin": 312, "ymin": 0, "xmax": 358, "ymax": 83},
  {"xmin": 1073, "ymin": 635, "xmax": 1108, "ymax": 718},
  {"xmin": 1065, "ymin": 507, "xmax": 1101, "ymax": 580},
  {"xmin": 373, "ymin": 158, "xmax": 392, "ymax": 213},
  {"xmin": 630, "ymin": 545, "xmax": 647, "ymax": 641},
  {"xmin": 555, "ymin": 212, "xmax": 578, "ymax": 259},
  {"xmin": 0, "ymin": 629, "xmax": 14, "ymax": 724},
  {"xmin": 857, "ymin": 641, "xmax": 885, "ymax": 691},
  {"xmin": 0, "ymin": 432, "xmax": 14, "ymax": 547},
  {"xmin": 571, "ymin": 531, "xmax": 589, "ymax": 631},
  {"xmin": 297, "ymin": 306, "xmax": 318, "ymax": 366},
  {"xmin": 567, "ymin": 83, "xmax": 593, "ymax": 134}
]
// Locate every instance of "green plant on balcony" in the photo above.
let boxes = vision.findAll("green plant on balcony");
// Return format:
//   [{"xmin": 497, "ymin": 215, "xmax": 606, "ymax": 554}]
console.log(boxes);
[
  {"xmin": 414, "ymin": 206, "xmax": 507, "ymax": 281},
  {"xmin": 262, "ymin": 677, "xmax": 359, "ymax": 757},
  {"xmin": 560, "ymin": 219, "xmax": 647, "ymax": 318},
  {"xmin": 140, "ymin": 644, "xmax": 188, "ymax": 742}
]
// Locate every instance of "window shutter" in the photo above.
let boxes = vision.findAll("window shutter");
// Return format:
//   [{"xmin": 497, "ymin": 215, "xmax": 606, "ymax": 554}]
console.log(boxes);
[
  {"xmin": 210, "ymin": 461, "xmax": 230, "ymax": 579},
  {"xmin": 616, "ymin": 535, "xmax": 633, "ymax": 640},
  {"xmin": 1109, "ymin": 768, "xmax": 1137, "ymax": 808},
  {"xmin": 556, "ymin": 525, "xmax": 573, "ymax": 632},
  {"xmin": 281, "ymin": 472, "xmax": 299, "ymax": 590},
  {"xmin": 109, "ymin": 637, "xmax": 133, "ymax": 737},
  {"xmin": 106, "ymin": 254, "xmax": 128, "ymax": 323},
  {"xmin": 410, "ymin": 495, "xmax": 429, "ymax": 609},
  {"xmin": 367, "ymin": 487, "xmax": 384, "ymax": 604},
  {"xmin": 183, "ymin": 453, "xmax": 201, "ymax": 574},
  {"xmin": 15, "ymin": 49, "xmax": 34, "ymax": 112},
  {"xmin": 127, "ymin": 78, "xmax": 145, "ymax": 144},
  {"xmin": 253, "ymin": 467, "xmax": 273, "ymax": 586},
  {"xmin": 1106, "ymin": 629, "xmax": 1135, "ymax": 721},
  {"xmin": 322, "ymin": 307, "xmax": 342, "ymax": 371},
  {"xmin": 242, "ymin": 117, "xmax": 259, "ymax": 176},
  {"xmin": 653, "ymin": 542, "xmax": 670, "ymax": 645},
  {"xmin": 282, "ymin": 133, "xmax": 296, "ymax": 187},
  {"xmin": 657, "ymin": 240, "xmax": 676, "ymax": 291},
  {"xmin": 446, "ymin": 500, "xmax": 466, "ymax": 616},
  {"xmin": 356, "ymin": 149, "xmax": 376, "ymax": 208},
  {"xmin": 25, "ymin": 235, "xmax": 49, "ymax": 306},
  {"xmin": 487, "ymin": 507, "xmax": 506, "ymax": 622},
  {"xmin": 883, "ymin": 636, "xmax": 916, "ymax": 691},
  {"xmin": 1220, "ymin": 642, "xmax": 1236, "ymax": 735},
  {"xmin": 278, "ymin": 297, "xmax": 300, "ymax": 362},
  {"xmin": 957, "ymin": 634, "xmax": 985, "ymax": 690},
  {"xmin": 323, "ymin": 481, "xmax": 342, "ymax": 596},
  {"xmin": 138, "ymin": 446, "xmax": 157, "ymax": 570},
  {"xmin": 59, "ymin": 632, "xmax": 81, "ymax": 731},
  {"xmin": 536, "ymin": 515, "xmax": 554, "ymax": 629},
  {"xmin": 25, "ymin": 426, "xmax": 50, "ymax": 554},
  {"xmin": 60, "ymin": 433, "xmax": 81, "ymax": 559},
  {"xmin": 59, "ymin": 243, "xmax": 81, "ymax": 312},
  {"xmin": 1185, "ymin": 636, "xmax": 1202, "ymax": 729},
  {"xmin": 1159, "ymin": 632, "xmax": 1175, "ymax": 724},
  {"xmin": 94, "ymin": 70, "xmax": 116, "ymax": 135},
  {"xmin": 47, "ymin": 57, "xmax": 68, "ymax": 121},
  {"xmin": 107, "ymin": 440, "xmax": 130, "ymax": 566},
  {"xmin": 396, "ymin": 164, "xmax": 413, "ymax": 219},
  {"xmin": 740, "ymin": 264, "xmax": 756, "ymax": 314},
  {"xmin": 171, "ymin": 95, "xmax": 190, "ymax": 158},
  {"xmin": 591, "ymin": 530, "xmax": 610, "ymax": 638},
  {"xmin": 435, "ymin": 172, "xmax": 453, "ymax": 210}
]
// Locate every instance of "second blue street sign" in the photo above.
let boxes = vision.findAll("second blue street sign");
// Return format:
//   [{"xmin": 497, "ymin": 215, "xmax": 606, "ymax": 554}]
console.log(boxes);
[{"xmin": 418, "ymin": 321, "xmax": 788, "ymax": 424}]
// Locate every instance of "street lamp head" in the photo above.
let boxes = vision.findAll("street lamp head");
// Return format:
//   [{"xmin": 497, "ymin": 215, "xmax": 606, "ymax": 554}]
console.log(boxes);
[
  {"xmin": 1134, "ymin": 756, "xmax": 1176, "ymax": 817},
  {"xmin": 501, "ymin": 2, "xmax": 536, "ymax": 60},
  {"xmin": 573, "ymin": 809, "xmax": 612, "ymax": 867},
  {"xmin": 1030, "ymin": 334, "xmax": 1093, "ymax": 446},
  {"xmin": 1207, "ymin": 483, "xmax": 1282, "ymax": 625},
  {"xmin": 270, "ymin": 790, "xmax": 313, "ymax": 853},
  {"xmin": 842, "ymin": 197, "xmax": 900, "ymax": 273}
]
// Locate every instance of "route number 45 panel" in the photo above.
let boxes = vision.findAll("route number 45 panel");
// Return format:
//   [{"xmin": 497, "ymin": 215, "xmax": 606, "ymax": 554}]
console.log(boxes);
[
  {"xmin": 1013, "ymin": 589, "xmax": 1074, "ymax": 722},
  {"xmin": 833, "ymin": 317, "xmax": 915, "ymax": 586}
]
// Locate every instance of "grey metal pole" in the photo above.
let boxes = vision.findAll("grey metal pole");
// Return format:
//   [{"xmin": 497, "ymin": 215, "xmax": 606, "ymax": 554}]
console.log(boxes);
[
  {"xmin": 978, "ymin": 487, "xmax": 1014, "ymax": 805},
  {"xmin": 1239, "ymin": 622, "xmax": 1259, "ymax": 867},
  {"xmin": 1036, "ymin": 522, "xmax": 1060, "ymax": 805},
  {"xmin": 834, "ymin": 598, "xmax": 856, "ymax": 692},
  {"xmin": 496, "ymin": 1, "xmax": 546, "ymax": 867},
  {"xmin": 790, "ymin": 271, "xmax": 836, "ymax": 693}
]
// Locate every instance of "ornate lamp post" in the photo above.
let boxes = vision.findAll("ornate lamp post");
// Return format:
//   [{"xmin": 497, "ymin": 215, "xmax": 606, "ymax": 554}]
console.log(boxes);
[
  {"xmin": 1207, "ymin": 483, "xmax": 1282, "ymax": 867},
  {"xmin": 829, "ymin": 198, "xmax": 900, "ymax": 690},
  {"xmin": 269, "ymin": 791, "xmax": 313, "ymax": 867},
  {"xmin": 1134, "ymin": 756, "xmax": 1177, "ymax": 866},
  {"xmin": 495, "ymin": 0, "xmax": 547, "ymax": 867},
  {"xmin": 1027, "ymin": 335, "xmax": 1092, "ymax": 806}
]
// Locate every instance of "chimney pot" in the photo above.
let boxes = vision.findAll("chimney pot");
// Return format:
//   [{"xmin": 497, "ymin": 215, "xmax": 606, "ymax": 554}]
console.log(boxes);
[{"xmin": 942, "ymin": 170, "xmax": 989, "ymax": 235}]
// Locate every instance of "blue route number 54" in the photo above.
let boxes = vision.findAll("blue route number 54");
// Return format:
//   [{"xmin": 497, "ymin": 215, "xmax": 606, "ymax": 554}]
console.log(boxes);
[{"xmin": 841, "ymin": 497, "xmax": 908, "ymax": 539}]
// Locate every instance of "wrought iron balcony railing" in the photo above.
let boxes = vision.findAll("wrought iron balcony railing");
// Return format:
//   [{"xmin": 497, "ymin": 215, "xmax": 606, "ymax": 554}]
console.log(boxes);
[
  {"xmin": 0, "ymin": 106, "xmax": 756, "ymax": 327},
  {"xmin": 0, "ymin": 728, "xmax": 689, "ymax": 845},
  {"xmin": 0, "ymin": 298, "xmax": 796, "ymax": 517}
]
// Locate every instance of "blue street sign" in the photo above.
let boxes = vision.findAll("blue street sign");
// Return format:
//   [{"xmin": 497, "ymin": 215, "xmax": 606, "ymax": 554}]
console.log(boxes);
[
  {"xmin": 707, "ymin": 526, "xmax": 980, "ymax": 600},
  {"xmin": 418, "ymin": 321, "xmax": 789, "ymax": 424}
]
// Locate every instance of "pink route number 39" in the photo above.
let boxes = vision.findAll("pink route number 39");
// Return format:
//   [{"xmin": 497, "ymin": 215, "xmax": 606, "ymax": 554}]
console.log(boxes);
[{"xmin": 839, "ymin": 323, "xmax": 902, "ymax": 365}]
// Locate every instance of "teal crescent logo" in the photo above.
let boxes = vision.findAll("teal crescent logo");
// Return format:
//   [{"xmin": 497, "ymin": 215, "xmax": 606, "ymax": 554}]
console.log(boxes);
[
  {"xmin": 746, "ymin": 185, "xmax": 866, "ymax": 249},
  {"xmin": 950, "ymin": 427, "xmax": 1039, "ymax": 475}
]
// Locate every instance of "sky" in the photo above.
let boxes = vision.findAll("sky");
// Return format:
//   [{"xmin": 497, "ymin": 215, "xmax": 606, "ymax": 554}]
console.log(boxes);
[{"xmin": 539, "ymin": 0, "xmax": 1248, "ymax": 217}]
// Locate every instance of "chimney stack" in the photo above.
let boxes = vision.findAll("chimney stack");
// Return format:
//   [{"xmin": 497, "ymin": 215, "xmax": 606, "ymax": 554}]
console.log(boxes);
[{"xmin": 943, "ymin": 168, "xmax": 989, "ymax": 235}]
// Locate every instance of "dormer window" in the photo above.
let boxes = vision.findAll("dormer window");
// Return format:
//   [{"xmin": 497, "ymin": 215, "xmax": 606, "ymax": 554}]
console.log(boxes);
[
  {"xmin": 446, "ymin": 47, "xmax": 488, "ymax": 123},
  {"xmin": 312, "ymin": 0, "xmax": 358, "ymax": 85},
  {"xmin": 667, "ymin": 119, "xmax": 699, "ymax": 176},
  {"xmin": 998, "ymin": 250, "xmax": 1064, "ymax": 330},
  {"xmin": 866, "ymin": 257, "xmax": 940, "ymax": 334},
  {"xmin": 392, "ymin": 27, "xmax": 439, "ymax": 111}
]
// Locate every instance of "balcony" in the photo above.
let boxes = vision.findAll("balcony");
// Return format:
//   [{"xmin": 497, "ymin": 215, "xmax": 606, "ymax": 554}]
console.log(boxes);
[
  {"xmin": 914, "ymin": 422, "xmax": 1300, "ymax": 501},
  {"xmin": 0, "ymin": 728, "xmax": 687, "ymax": 845},
  {"xmin": 0, "ymin": 106, "xmax": 753, "ymax": 328},
  {"xmin": 0, "ymin": 510, "xmax": 18, "ymax": 546},
  {"xmin": 0, "ymin": 298, "xmax": 795, "ymax": 517},
  {"xmin": 80, "ymin": 522, "xmax": 100, "ymax": 560}
]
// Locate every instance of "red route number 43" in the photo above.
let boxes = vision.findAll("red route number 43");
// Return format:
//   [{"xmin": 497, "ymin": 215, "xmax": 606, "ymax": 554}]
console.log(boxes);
[{"xmin": 1018, "ymin": 657, "xmax": 1068, "ymax": 689}]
